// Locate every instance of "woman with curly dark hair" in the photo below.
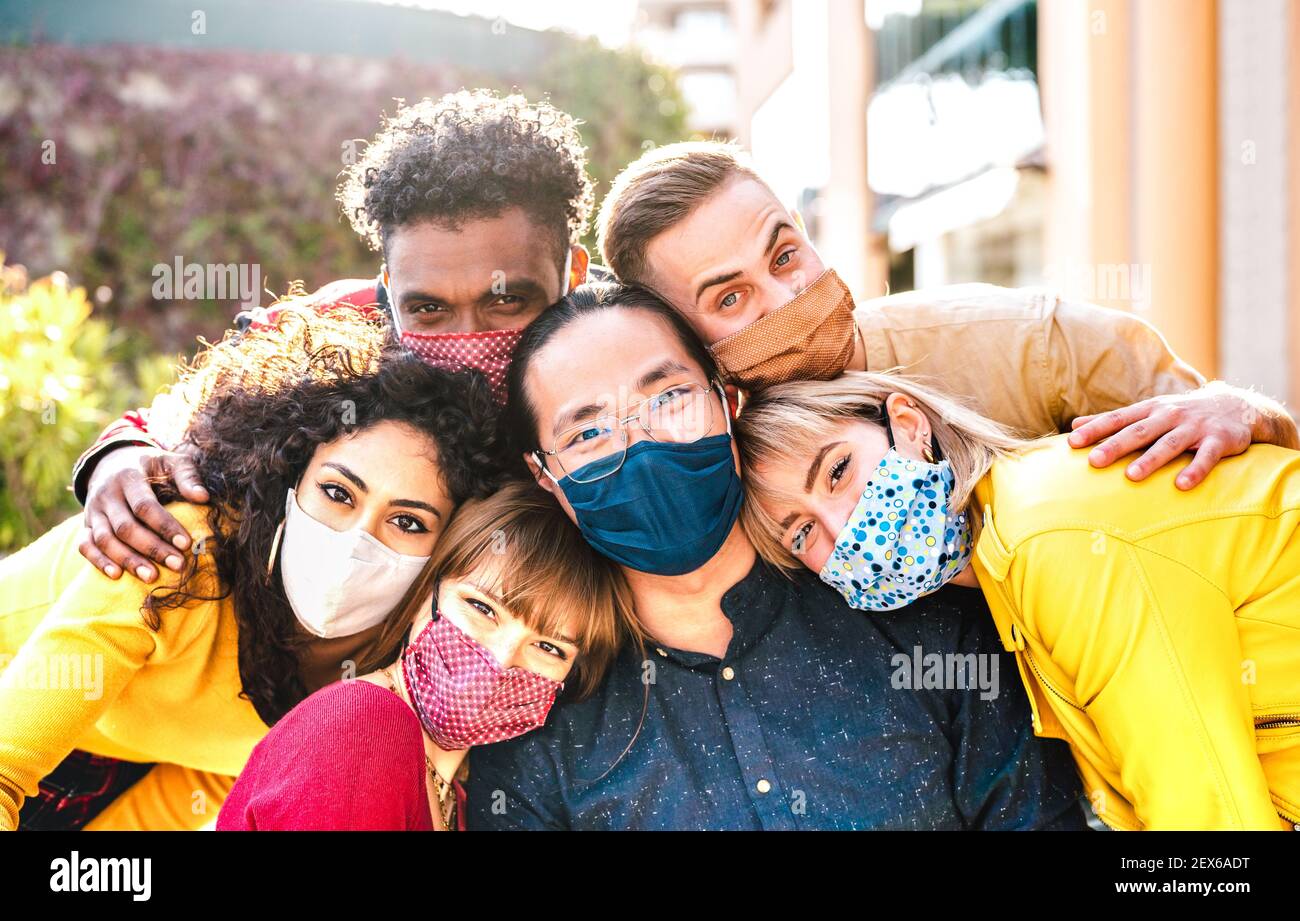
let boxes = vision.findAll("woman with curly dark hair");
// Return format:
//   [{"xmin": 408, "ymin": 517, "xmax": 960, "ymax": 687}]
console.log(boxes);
[{"xmin": 0, "ymin": 306, "xmax": 506, "ymax": 831}]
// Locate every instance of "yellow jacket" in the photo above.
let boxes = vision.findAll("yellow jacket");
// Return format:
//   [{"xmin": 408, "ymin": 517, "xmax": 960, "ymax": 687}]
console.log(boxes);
[
  {"xmin": 972, "ymin": 435, "xmax": 1300, "ymax": 830},
  {"xmin": 0, "ymin": 503, "xmax": 267, "ymax": 830}
]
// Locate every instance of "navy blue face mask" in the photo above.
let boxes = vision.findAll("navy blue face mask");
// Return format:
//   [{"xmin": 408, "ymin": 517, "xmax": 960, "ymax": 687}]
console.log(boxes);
[{"xmin": 550, "ymin": 418, "xmax": 744, "ymax": 577}]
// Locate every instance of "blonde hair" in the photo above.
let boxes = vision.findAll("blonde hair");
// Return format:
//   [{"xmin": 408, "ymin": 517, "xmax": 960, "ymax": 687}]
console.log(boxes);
[
  {"xmin": 597, "ymin": 140, "xmax": 767, "ymax": 287},
  {"xmin": 734, "ymin": 371, "xmax": 1030, "ymax": 571},
  {"xmin": 360, "ymin": 480, "xmax": 640, "ymax": 700}
]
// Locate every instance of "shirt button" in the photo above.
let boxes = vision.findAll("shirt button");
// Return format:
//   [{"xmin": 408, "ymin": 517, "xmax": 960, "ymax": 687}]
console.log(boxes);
[
  {"xmin": 756, "ymin": 779, "xmax": 771, "ymax": 794},
  {"xmin": 721, "ymin": 666, "xmax": 735, "ymax": 681}
]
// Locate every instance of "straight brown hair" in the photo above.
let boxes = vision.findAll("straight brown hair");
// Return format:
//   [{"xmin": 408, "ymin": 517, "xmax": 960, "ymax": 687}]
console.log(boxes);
[
  {"xmin": 355, "ymin": 479, "xmax": 639, "ymax": 699},
  {"xmin": 597, "ymin": 140, "xmax": 766, "ymax": 288}
]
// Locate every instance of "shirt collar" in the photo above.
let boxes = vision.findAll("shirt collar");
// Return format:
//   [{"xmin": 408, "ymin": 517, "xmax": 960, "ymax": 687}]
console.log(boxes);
[{"xmin": 642, "ymin": 558, "xmax": 789, "ymax": 667}]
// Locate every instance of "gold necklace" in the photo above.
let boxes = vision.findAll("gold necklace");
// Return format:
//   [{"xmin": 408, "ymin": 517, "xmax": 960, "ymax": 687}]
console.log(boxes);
[
  {"xmin": 379, "ymin": 665, "xmax": 457, "ymax": 831},
  {"xmin": 424, "ymin": 754, "xmax": 458, "ymax": 832}
]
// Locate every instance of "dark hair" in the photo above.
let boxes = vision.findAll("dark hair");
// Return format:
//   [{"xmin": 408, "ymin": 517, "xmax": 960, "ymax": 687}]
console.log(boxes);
[
  {"xmin": 337, "ymin": 90, "xmax": 594, "ymax": 264},
  {"xmin": 503, "ymin": 282, "xmax": 720, "ymax": 459},
  {"xmin": 147, "ymin": 306, "xmax": 508, "ymax": 725}
]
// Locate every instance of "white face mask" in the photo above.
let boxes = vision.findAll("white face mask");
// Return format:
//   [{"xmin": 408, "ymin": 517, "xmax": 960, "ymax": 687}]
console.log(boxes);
[{"xmin": 274, "ymin": 488, "xmax": 431, "ymax": 639}]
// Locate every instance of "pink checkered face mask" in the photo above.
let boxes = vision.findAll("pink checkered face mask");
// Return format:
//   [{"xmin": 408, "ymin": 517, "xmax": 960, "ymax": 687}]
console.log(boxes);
[
  {"xmin": 390, "ymin": 249, "xmax": 570, "ymax": 404},
  {"xmin": 400, "ymin": 609, "xmax": 565, "ymax": 750},
  {"xmin": 397, "ymin": 327, "xmax": 522, "ymax": 404}
]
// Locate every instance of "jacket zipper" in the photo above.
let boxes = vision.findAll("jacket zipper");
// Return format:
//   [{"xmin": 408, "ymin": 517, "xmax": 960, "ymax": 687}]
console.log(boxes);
[
  {"xmin": 1254, "ymin": 714, "xmax": 1300, "ymax": 826},
  {"xmin": 1022, "ymin": 646, "xmax": 1133, "ymax": 829},
  {"xmin": 1021, "ymin": 644, "xmax": 1085, "ymax": 712},
  {"xmin": 1022, "ymin": 660, "xmax": 1300, "ymax": 829}
]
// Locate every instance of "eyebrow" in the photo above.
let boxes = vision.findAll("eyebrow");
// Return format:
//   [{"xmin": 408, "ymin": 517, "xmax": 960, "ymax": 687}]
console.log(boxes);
[
  {"xmin": 551, "ymin": 360, "xmax": 695, "ymax": 438},
  {"xmin": 636, "ymin": 359, "xmax": 691, "ymax": 394},
  {"xmin": 398, "ymin": 277, "xmax": 548, "ymax": 310},
  {"xmin": 805, "ymin": 441, "xmax": 843, "ymax": 492},
  {"xmin": 692, "ymin": 217, "xmax": 793, "ymax": 302},
  {"xmin": 470, "ymin": 582, "xmax": 580, "ymax": 646},
  {"xmin": 322, "ymin": 463, "xmax": 442, "ymax": 520},
  {"xmin": 553, "ymin": 399, "xmax": 609, "ymax": 439},
  {"xmin": 389, "ymin": 498, "xmax": 443, "ymax": 520},
  {"xmin": 322, "ymin": 462, "xmax": 367, "ymax": 492}
]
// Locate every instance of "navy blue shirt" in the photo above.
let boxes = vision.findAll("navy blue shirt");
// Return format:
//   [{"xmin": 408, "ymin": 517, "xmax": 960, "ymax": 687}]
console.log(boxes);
[{"xmin": 467, "ymin": 561, "xmax": 1085, "ymax": 830}]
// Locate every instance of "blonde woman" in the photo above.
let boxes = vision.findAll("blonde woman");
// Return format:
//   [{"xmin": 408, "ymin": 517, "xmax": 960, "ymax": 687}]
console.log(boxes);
[
  {"xmin": 217, "ymin": 481, "xmax": 634, "ymax": 831},
  {"xmin": 734, "ymin": 370, "xmax": 1300, "ymax": 831}
]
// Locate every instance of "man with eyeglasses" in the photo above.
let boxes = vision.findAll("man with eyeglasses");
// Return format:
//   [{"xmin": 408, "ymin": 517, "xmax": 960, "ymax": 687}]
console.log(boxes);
[{"xmin": 467, "ymin": 282, "xmax": 1087, "ymax": 830}]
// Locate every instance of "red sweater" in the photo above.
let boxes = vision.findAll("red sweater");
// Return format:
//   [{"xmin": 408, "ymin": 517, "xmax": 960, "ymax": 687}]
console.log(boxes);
[{"xmin": 216, "ymin": 679, "xmax": 465, "ymax": 831}]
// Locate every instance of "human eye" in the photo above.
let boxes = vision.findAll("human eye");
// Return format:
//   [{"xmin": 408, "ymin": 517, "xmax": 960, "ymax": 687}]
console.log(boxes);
[
  {"xmin": 408, "ymin": 302, "xmax": 446, "ymax": 316},
  {"xmin": 560, "ymin": 422, "xmax": 611, "ymax": 451},
  {"xmin": 318, "ymin": 481, "xmax": 354, "ymax": 506},
  {"xmin": 390, "ymin": 513, "xmax": 429, "ymax": 534},
  {"xmin": 828, "ymin": 454, "xmax": 850, "ymax": 489},
  {"xmin": 774, "ymin": 247, "xmax": 795, "ymax": 269},
  {"xmin": 534, "ymin": 640, "xmax": 569, "ymax": 661},
  {"xmin": 790, "ymin": 521, "xmax": 814, "ymax": 555},
  {"xmin": 649, "ymin": 385, "xmax": 691, "ymax": 410},
  {"xmin": 466, "ymin": 597, "xmax": 498, "ymax": 622}
]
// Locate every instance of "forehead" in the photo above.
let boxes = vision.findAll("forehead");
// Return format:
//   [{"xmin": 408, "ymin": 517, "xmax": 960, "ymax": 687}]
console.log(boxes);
[
  {"xmin": 313, "ymin": 420, "xmax": 450, "ymax": 499},
  {"xmin": 386, "ymin": 209, "xmax": 560, "ymax": 293},
  {"xmin": 456, "ymin": 557, "xmax": 579, "ymax": 641},
  {"xmin": 752, "ymin": 418, "xmax": 883, "ymax": 503},
  {"xmin": 644, "ymin": 177, "xmax": 789, "ymax": 304},
  {"xmin": 527, "ymin": 309, "xmax": 705, "ymax": 424}
]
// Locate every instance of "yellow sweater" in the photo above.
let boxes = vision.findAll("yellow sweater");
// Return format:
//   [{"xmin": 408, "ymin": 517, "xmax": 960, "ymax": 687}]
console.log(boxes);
[
  {"xmin": 0, "ymin": 502, "xmax": 268, "ymax": 830},
  {"xmin": 972, "ymin": 435, "xmax": 1300, "ymax": 830}
]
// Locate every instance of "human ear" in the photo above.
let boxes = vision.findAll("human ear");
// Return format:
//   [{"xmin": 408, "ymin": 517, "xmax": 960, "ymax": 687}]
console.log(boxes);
[
  {"xmin": 883, "ymin": 392, "xmax": 932, "ymax": 460},
  {"xmin": 525, "ymin": 452, "xmax": 556, "ymax": 494},
  {"xmin": 570, "ymin": 245, "xmax": 590, "ymax": 288}
]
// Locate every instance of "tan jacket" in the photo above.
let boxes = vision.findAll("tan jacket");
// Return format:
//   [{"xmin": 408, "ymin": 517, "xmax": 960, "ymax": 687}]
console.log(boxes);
[{"xmin": 854, "ymin": 284, "xmax": 1206, "ymax": 437}]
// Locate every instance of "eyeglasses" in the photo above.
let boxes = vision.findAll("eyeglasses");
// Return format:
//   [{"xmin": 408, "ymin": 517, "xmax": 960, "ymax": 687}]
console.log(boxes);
[{"xmin": 536, "ymin": 380, "xmax": 728, "ymax": 484}]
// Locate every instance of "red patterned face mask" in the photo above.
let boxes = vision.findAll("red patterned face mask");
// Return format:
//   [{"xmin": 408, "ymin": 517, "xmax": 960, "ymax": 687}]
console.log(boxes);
[
  {"xmin": 401, "ymin": 610, "xmax": 564, "ymax": 751},
  {"xmin": 398, "ymin": 328, "xmax": 523, "ymax": 404}
]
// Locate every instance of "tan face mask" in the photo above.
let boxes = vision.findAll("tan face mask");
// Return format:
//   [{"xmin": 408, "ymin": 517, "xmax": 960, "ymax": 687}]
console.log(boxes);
[{"xmin": 707, "ymin": 268, "xmax": 858, "ymax": 391}]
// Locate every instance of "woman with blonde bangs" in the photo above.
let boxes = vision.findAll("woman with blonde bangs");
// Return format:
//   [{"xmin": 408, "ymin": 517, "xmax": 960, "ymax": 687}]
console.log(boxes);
[
  {"xmin": 734, "ymin": 370, "xmax": 1300, "ymax": 831},
  {"xmin": 217, "ymin": 480, "xmax": 637, "ymax": 832}
]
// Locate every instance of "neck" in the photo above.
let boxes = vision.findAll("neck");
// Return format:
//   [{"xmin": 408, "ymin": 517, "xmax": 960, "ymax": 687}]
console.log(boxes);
[
  {"xmin": 363, "ymin": 665, "xmax": 468, "ymax": 783},
  {"xmin": 621, "ymin": 521, "xmax": 756, "ymax": 658},
  {"xmin": 949, "ymin": 561, "xmax": 980, "ymax": 589},
  {"xmin": 299, "ymin": 622, "xmax": 386, "ymax": 693}
]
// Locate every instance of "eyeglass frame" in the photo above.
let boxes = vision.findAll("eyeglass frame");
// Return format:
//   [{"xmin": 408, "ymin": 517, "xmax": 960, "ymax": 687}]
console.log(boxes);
[{"xmin": 534, "ymin": 379, "xmax": 732, "ymax": 484}]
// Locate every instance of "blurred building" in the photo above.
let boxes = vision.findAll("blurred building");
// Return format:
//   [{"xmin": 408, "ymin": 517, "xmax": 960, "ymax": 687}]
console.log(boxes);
[
  {"xmin": 634, "ymin": 0, "xmax": 739, "ymax": 135},
  {"xmin": 727, "ymin": 0, "xmax": 1300, "ymax": 410}
]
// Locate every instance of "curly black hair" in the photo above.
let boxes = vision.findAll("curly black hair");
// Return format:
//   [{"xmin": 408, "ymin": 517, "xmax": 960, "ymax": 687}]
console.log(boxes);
[
  {"xmin": 337, "ymin": 89, "xmax": 594, "ymax": 262},
  {"xmin": 146, "ymin": 306, "xmax": 509, "ymax": 726}
]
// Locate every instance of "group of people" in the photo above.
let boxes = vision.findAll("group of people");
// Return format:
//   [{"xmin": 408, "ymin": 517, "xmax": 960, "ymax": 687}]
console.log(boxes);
[{"xmin": 2, "ymin": 89, "xmax": 1298, "ymax": 831}]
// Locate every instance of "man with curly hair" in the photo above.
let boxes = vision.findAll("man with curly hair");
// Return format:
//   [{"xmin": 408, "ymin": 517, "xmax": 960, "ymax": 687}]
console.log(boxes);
[{"xmin": 74, "ymin": 89, "xmax": 599, "ymax": 584}]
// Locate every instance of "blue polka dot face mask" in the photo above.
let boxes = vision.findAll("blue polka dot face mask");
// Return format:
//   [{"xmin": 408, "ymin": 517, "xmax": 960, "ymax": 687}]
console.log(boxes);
[{"xmin": 818, "ymin": 427, "xmax": 973, "ymax": 612}]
